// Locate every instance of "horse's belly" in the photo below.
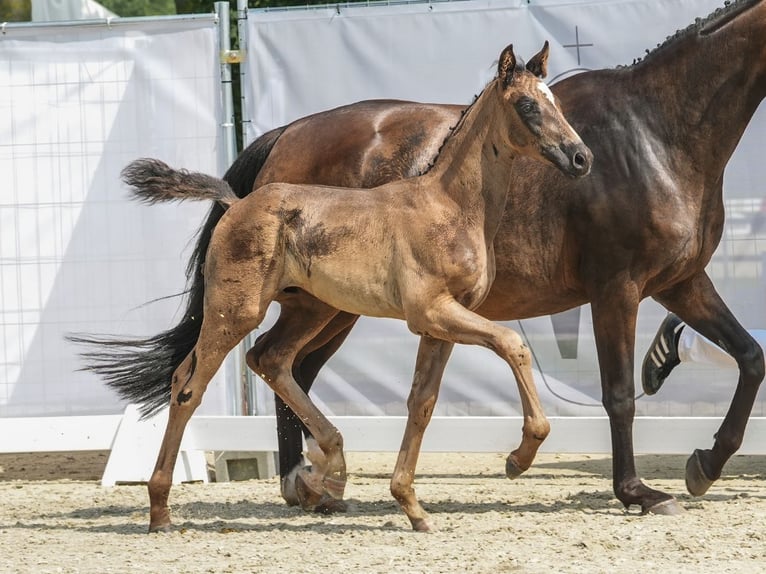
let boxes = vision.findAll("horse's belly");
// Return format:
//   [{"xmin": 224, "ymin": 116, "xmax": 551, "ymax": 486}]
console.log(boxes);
[{"xmin": 300, "ymin": 269, "xmax": 405, "ymax": 320}]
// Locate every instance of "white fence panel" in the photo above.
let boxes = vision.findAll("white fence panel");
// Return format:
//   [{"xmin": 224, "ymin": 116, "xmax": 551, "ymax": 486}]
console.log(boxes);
[{"xmin": 0, "ymin": 16, "xmax": 231, "ymax": 419}]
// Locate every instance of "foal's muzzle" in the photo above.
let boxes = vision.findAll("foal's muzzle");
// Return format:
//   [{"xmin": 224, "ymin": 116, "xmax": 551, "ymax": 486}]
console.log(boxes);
[{"xmin": 545, "ymin": 142, "xmax": 593, "ymax": 178}]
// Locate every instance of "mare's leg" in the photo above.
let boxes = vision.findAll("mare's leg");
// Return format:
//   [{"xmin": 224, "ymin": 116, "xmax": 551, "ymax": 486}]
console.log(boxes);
[
  {"xmin": 247, "ymin": 297, "xmax": 349, "ymax": 511},
  {"xmin": 654, "ymin": 272, "xmax": 764, "ymax": 496},
  {"xmin": 590, "ymin": 285, "xmax": 683, "ymax": 515},
  {"xmin": 390, "ymin": 335, "xmax": 454, "ymax": 532},
  {"xmin": 391, "ymin": 298, "xmax": 550, "ymax": 530},
  {"xmin": 148, "ymin": 314, "xmax": 260, "ymax": 532}
]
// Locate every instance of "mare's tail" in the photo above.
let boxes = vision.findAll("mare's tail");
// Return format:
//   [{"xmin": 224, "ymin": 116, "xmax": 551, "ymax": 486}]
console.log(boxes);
[{"xmin": 69, "ymin": 127, "xmax": 286, "ymax": 418}]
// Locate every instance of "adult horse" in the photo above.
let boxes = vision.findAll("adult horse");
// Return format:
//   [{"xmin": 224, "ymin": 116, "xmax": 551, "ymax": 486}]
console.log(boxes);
[
  {"xmin": 82, "ymin": 44, "xmax": 591, "ymax": 532},
  {"xmin": 78, "ymin": 0, "xmax": 765, "ymax": 520}
]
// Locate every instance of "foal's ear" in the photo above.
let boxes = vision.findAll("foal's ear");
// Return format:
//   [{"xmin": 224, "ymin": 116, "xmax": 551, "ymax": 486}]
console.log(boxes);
[
  {"xmin": 526, "ymin": 41, "xmax": 550, "ymax": 79},
  {"xmin": 497, "ymin": 44, "xmax": 517, "ymax": 88}
]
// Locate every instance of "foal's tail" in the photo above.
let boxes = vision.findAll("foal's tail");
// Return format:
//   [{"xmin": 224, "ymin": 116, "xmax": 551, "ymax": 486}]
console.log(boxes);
[
  {"xmin": 122, "ymin": 158, "xmax": 239, "ymax": 208},
  {"xmin": 69, "ymin": 127, "xmax": 286, "ymax": 418}
]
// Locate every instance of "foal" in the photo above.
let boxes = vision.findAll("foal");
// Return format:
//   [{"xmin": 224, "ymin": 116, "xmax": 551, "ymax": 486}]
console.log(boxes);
[{"xmin": 126, "ymin": 43, "xmax": 591, "ymax": 532}]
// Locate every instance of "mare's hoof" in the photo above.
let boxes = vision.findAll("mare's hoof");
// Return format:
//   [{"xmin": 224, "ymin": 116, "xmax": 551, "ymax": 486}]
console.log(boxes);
[
  {"xmin": 505, "ymin": 456, "xmax": 525, "ymax": 479},
  {"xmin": 315, "ymin": 497, "xmax": 348, "ymax": 515},
  {"xmin": 645, "ymin": 498, "xmax": 684, "ymax": 516},
  {"xmin": 685, "ymin": 449, "xmax": 714, "ymax": 497}
]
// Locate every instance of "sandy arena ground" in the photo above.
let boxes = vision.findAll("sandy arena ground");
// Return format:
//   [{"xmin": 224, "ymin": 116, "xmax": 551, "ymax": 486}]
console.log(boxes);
[{"xmin": 1, "ymin": 450, "xmax": 765, "ymax": 573}]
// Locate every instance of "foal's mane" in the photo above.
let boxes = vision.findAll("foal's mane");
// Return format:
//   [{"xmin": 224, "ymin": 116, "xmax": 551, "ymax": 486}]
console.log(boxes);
[
  {"xmin": 418, "ymin": 59, "xmax": 526, "ymax": 176},
  {"xmin": 625, "ymin": 0, "xmax": 760, "ymax": 67}
]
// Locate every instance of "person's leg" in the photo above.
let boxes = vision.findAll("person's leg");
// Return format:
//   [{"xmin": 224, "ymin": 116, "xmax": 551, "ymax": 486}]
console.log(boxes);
[
  {"xmin": 643, "ymin": 313, "xmax": 766, "ymax": 394},
  {"xmin": 678, "ymin": 328, "xmax": 736, "ymax": 367}
]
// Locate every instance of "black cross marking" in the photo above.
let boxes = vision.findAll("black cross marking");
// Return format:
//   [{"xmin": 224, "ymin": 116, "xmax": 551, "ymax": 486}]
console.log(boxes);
[{"xmin": 563, "ymin": 26, "xmax": 594, "ymax": 66}]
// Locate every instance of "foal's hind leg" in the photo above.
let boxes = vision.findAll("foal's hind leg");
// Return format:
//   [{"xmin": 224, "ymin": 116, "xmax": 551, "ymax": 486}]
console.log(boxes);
[
  {"xmin": 246, "ymin": 297, "xmax": 348, "ymax": 511},
  {"xmin": 148, "ymin": 314, "xmax": 260, "ymax": 532},
  {"xmin": 260, "ymin": 293, "xmax": 358, "ymax": 507},
  {"xmin": 391, "ymin": 298, "xmax": 550, "ymax": 530}
]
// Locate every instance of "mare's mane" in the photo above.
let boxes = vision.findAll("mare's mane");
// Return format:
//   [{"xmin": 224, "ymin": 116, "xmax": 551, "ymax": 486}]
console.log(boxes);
[{"xmin": 626, "ymin": 0, "xmax": 760, "ymax": 67}]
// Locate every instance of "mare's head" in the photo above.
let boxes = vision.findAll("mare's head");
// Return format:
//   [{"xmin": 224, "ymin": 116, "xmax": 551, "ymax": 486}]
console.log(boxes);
[{"xmin": 496, "ymin": 42, "xmax": 592, "ymax": 178}]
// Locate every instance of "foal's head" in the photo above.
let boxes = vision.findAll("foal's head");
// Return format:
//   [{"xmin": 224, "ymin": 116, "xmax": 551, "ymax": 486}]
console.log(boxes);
[{"xmin": 496, "ymin": 42, "xmax": 592, "ymax": 178}]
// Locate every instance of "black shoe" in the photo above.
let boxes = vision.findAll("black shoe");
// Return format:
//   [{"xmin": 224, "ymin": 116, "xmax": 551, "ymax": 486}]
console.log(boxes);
[{"xmin": 641, "ymin": 314, "xmax": 685, "ymax": 395}]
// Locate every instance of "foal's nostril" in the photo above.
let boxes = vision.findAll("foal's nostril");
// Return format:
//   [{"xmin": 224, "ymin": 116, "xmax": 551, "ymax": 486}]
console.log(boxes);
[{"xmin": 573, "ymin": 152, "xmax": 587, "ymax": 169}]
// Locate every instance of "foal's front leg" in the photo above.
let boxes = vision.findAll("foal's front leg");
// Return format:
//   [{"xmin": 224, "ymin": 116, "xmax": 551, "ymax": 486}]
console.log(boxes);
[
  {"xmin": 390, "ymin": 335, "xmax": 454, "ymax": 531},
  {"xmin": 391, "ymin": 298, "xmax": 550, "ymax": 530}
]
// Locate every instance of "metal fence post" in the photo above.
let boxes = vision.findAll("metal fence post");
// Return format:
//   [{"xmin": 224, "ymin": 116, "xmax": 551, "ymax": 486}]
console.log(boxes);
[{"xmin": 215, "ymin": 1, "xmax": 252, "ymax": 417}]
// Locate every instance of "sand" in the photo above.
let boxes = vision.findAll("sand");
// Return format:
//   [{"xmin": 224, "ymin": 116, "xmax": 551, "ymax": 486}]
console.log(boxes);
[{"xmin": 1, "ymin": 450, "xmax": 765, "ymax": 573}]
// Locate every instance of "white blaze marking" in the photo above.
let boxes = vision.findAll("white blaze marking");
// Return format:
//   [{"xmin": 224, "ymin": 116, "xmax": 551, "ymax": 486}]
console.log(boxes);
[{"xmin": 537, "ymin": 80, "xmax": 556, "ymax": 105}]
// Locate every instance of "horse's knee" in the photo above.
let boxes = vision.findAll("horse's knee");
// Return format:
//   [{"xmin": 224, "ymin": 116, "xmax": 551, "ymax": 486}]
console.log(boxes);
[
  {"xmin": 601, "ymin": 392, "xmax": 635, "ymax": 420},
  {"xmin": 500, "ymin": 329, "xmax": 531, "ymax": 369}
]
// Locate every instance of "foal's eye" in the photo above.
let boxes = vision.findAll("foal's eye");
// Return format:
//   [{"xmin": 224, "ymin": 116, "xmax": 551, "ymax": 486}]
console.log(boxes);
[{"xmin": 515, "ymin": 98, "xmax": 539, "ymax": 116}]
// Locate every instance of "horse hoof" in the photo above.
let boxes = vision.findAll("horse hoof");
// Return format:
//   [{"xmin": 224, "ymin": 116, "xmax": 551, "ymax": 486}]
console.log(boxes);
[
  {"xmin": 411, "ymin": 517, "xmax": 435, "ymax": 532},
  {"xmin": 295, "ymin": 470, "xmax": 323, "ymax": 512},
  {"xmin": 645, "ymin": 498, "xmax": 684, "ymax": 516},
  {"xmin": 281, "ymin": 467, "xmax": 302, "ymax": 507},
  {"xmin": 323, "ymin": 473, "xmax": 347, "ymax": 500},
  {"xmin": 315, "ymin": 496, "xmax": 348, "ymax": 515},
  {"xmin": 685, "ymin": 449, "xmax": 714, "ymax": 497},
  {"xmin": 505, "ymin": 456, "xmax": 525, "ymax": 479},
  {"xmin": 148, "ymin": 522, "xmax": 173, "ymax": 534}
]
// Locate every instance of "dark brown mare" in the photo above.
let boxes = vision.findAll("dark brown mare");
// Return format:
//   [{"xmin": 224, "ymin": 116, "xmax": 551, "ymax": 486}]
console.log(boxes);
[
  {"xmin": 79, "ymin": 44, "xmax": 591, "ymax": 532},
  {"xmin": 76, "ymin": 0, "xmax": 765, "ymax": 525}
]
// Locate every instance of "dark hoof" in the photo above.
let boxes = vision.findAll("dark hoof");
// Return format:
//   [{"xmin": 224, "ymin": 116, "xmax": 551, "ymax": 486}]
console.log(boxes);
[
  {"xmin": 505, "ymin": 456, "xmax": 525, "ymax": 479},
  {"xmin": 645, "ymin": 498, "xmax": 684, "ymax": 516},
  {"xmin": 685, "ymin": 449, "xmax": 714, "ymax": 497},
  {"xmin": 315, "ymin": 497, "xmax": 349, "ymax": 515}
]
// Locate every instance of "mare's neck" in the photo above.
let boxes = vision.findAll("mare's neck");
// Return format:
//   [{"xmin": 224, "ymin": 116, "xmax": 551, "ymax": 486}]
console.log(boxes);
[
  {"xmin": 425, "ymin": 81, "xmax": 517, "ymax": 232},
  {"xmin": 627, "ymin": 3, "xmax": 765, "ymax": 180}
]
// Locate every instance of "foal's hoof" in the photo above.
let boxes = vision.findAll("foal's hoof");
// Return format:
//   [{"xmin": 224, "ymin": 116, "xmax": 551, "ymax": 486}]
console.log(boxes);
[
  {"xmin": 685, "ymin": 449, "xmax": 714, "ymax": 497},
  {"xmin": 644, "ymin": 498, "xmax": 684, "ymax": 516},
  {"xmin": 410, "ymin": 517, "xmax": 435, "ymax": 533},
  {"xmin": 294, "ymin": 470, "xmax": 324, "ymax": 511},
  {"xmin": 148, "ymin": 522, "xmax": 173, "ymax": 534},
  {"xmin": 505, "ymin": 455, "xmax": 526, "ymax": 479}
]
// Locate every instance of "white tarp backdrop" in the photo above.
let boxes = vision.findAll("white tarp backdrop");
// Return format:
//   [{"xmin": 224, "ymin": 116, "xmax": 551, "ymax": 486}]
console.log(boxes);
[
  {"xmin": 0, "ymin": 18, "xmax": 228, "ymax": 417},
  {"xmin": 1, "ymin": 1, "xmax": 763, "ymax": 426},
  {"xmin": 246, "ymin": 0, "xmax": 766, "ymax": 418}
]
